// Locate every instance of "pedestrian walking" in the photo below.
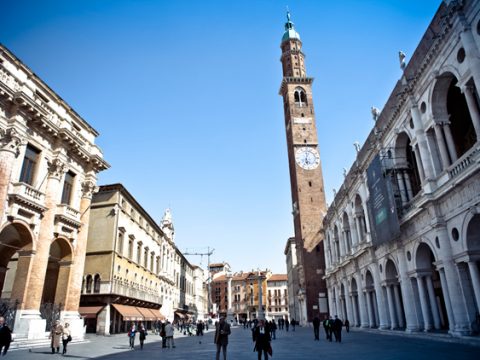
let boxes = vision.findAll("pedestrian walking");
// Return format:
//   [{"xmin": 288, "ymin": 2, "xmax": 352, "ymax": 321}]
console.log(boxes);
[
  {"xmin": 0, "ymin": 316, "xmax": 12, "ymax": 356},
  {"xmin": 253, "ymin": 319, "xmax": 271, "ymax": 360},
  {"xmin": 285, "ymin": 319, "xmax": 289, "ymax": 332},
  {"xmin": 323, "ymin": 317, "xmax": 333, "ymax": 341},
  {"xmin": 61, "ymin": 322, "xmax": 72, "ymax": 355},
  {"xmin": 312, "ymin": 316, "xmax": 320, "ymax": 340},
  {"xmin": 160, "ymin": 321, "xmax": 167, "ymax": 348},
  {"xmin": 214, "ymin": 316, "xmax": 231, "ymax": 360},
  {"xmin": 165, "ymin": 321, "xmax": 175, "ymax": 348},
  {"xmin": 333, "ymin": 315, "xmax": 343, "ymax": 343},
  {"xmin": 291, "ymin": 318, "xmax": 296, "ymax": 331},
  {"xmin": 138, "ymin": 322, "xmax": 147, "ymax": 350},
  {"xmin": 127, "ymin": 323, "xmax": 136, "ymax": 350},
  {"xmin": 345, "ymin": 319, "xmax": 350, "ymax": 332},
  {"xmin": 269, "ymin": 320, "xmax": 277, "ymax": 340},
  {"xmin": 49, "ymin": 320, "xmax": 63, "ymax": 354}
]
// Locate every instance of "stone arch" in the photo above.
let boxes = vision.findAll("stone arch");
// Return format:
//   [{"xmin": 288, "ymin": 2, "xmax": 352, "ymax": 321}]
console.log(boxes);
[
  {"xmin": 384, "ymin": 258, "xmax": 405, "ymax": 329},
  {"xmin": 0, "ymin": 221, "xmax": 35, "ymax": 300},
  {"xmin": 394, "ymin": 131, "xmax": 422, "ymax": 201},
  {"xmin": 41, "ymin": 236, "xmax": 74, "ymax": 306},
  {"xmin": 432, "ymin": 71, "xmax": 477, "ymax": 159},
  {"xmin": 465, "ymin": 213, "xmax": 480, "ymax": 252},
  {"xmin": 414, "ymin": 242, "xmax": 449, "ymax": 330}
]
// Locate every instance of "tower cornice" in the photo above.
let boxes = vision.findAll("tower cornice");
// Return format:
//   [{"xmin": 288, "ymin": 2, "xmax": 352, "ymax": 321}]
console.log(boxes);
[{"xmin": 279, "ymin": 77, "xmax": 314, "ymax": 95}]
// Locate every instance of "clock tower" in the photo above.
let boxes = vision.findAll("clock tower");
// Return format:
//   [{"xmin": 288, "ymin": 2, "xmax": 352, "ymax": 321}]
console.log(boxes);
[{"xmin": 279, "ymin": 12, "xmax": 328, "ymax": 322}]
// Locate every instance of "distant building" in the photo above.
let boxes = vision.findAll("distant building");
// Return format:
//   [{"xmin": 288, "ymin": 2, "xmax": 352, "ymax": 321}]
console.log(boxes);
[
  {"xmin": 323, "ymin": 0, "xmax": 480, "ymax": 337},
  {"xmin": 266, "ymin": 274, "xmax": 289, "ymax": 322},
  {"xmin": 81, "ymin": 184, "xmax": 207, "ymax": 334},
  {"xmin": 0, "ymin": 44, "xmax": 109, "ymax": 342}
]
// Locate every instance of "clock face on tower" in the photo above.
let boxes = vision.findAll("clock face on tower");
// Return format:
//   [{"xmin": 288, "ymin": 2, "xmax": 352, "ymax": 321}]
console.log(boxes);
[{"xmin": 295, "ymin": 147, "xmax": 320, "ymax": 170}]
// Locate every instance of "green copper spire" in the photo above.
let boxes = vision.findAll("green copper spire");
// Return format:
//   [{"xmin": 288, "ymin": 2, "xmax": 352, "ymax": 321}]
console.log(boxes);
[{"xmin": 282, "ymin": 10, "xmax": 300, "ymax": 42}]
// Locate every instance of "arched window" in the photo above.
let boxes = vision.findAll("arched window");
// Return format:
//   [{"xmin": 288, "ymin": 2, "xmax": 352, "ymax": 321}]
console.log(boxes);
[
  {"xmin": 86, "ymin": 275, "xmax": 93, "ymax": 293},
  {"xmin": 93, "ymin": 274, "xmax": 101, "ymax": 293},
  {"xmin": 394, "ymin": 132, "xmax": 421, "ymax": 206},
  {"xmin": 294, "ymin": 87, "xmax": 308, "ymax": 107}
]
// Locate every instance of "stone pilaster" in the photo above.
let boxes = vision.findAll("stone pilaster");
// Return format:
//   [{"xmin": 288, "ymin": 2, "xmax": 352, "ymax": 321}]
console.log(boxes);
[{"xmin": 0, "ymin": 127, "xmax": 23, "ymax": 222}]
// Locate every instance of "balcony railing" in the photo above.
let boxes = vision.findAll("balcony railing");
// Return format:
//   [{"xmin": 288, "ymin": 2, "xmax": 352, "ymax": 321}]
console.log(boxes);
[{"xmin": 9, "ymin": 182, "xmax": 45, "ymax": 205}]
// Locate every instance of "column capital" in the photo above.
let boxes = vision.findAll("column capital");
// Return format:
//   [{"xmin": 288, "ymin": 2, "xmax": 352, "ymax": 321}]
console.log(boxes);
[
  {"xmin": 81, "ymin": 180, "xmax": 98, "ymax": 199},
  {"xmin": 47, "ymin": 158, "xmax": 68, "ymax": 179},
  {"xmin": 0, "ymin": 127, "xmax": 24, "ymax": 156}
]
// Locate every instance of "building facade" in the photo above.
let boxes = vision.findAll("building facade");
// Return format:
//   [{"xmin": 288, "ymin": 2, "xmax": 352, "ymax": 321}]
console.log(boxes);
[
  {"xmin": 323, "ymin": 0, "xmax": 480, "ymax": 337},
  {"xmin": 81, "ymin": 184, "xmax": 207, "ymax": 334},
  {"xmin": 0, "ymin": 44, "xmax": 109, "ymax": 341},
  {"xmin": 279, "ymin": 13, "xmax": 328, "ymax": 324}
]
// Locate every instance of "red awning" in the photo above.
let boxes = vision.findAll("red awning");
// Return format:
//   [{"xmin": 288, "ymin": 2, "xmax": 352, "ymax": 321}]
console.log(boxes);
[
  {"xmin": 112, "ymin": 304, "xmax": 143, "ymax": 321},
  {"xmin": 79, "ymin": 306, "xmax": 104, "ymax": 319},
  {"xmin": 150, "ymin": 308, "xmax": 166, "ymax": 321},
  {"xmin": 136, "ymin": 307, "xmax": 157, "ymax": 321}
]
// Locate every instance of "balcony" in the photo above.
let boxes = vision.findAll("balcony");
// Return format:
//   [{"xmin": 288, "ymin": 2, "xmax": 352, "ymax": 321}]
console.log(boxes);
[
  {"xmin": 7, "ymin": 182, "xmax": 47, "ymax": 225},
  {"xmin": 111, "ymin": 281, "xmax": 162, "ymax": 304},
  {"xmin": 54, "ymin": 204, "xmax": 82, "ymax": 238}
]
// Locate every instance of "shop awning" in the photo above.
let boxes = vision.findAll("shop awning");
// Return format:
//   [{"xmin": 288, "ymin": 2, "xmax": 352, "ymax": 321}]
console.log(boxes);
[
  {"xmin": 112, "ymin": 304, "xmax": 143, "ymax": 321},
  {"xmin": 79, "ymin": 306, "xmax": 104, "ymax": 319},
  {"xmin": 150, "ymin": 308, "xmax": 166, "ymax": 321},
  {"xmin": 175, "ymin": 312, "xmax": 185, "ymax": 319},
  {"xmin": 136, "ymin": 307, "xmax": 157, "ymax": 321}
]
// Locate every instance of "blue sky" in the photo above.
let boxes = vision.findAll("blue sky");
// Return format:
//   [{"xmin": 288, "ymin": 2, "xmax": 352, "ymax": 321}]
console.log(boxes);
[{"xmin": 1, "ymin": 0, "xmax": 441, "ymax": 273}]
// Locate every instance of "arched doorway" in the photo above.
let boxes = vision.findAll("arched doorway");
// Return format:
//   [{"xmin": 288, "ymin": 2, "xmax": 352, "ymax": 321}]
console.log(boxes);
[
  {"xmin": 365, "ymin": 270, "xmax": 378, "ymax": 328},
  {"xmin": 0, "ymin": 222, "xmax": 34, "ymax": 328},
  {"xmin": 394, "ymin": 132, "xmax": 422, "ymax": 205},
  {"xmin": 40, "ymin": 237, "xmax": 73, "ymax": 330},
  {"xmin": 415, "ymin": 243, "xmax": 448, "ymax": 330},
  {"xmin": 350, "ymin": 277, "xmax": 360, "ymax": 327},
  {"xmin": 385, "ymin": 259, "xmax": 405, "ymax": 329},
  {"xmin": 432, "ymin": 73, "xmax": 477, "ymax": 163}
]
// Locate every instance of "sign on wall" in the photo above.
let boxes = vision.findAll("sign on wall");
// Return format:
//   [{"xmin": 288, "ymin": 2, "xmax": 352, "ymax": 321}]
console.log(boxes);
[{"xmin": 366, "ymin": 155, "xmax": 400, "ymax": 245}]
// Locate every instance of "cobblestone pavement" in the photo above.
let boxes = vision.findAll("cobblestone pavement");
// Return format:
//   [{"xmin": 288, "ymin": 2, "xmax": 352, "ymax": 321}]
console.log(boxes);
[{"xmin": 5, "ymin": 326, "xmax": 479, "ymax": 360}]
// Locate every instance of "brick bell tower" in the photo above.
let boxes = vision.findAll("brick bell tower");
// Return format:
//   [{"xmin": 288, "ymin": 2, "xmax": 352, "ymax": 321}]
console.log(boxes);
[{"xmin": 279, "ymin": 12, "xmax": 328, "ymax": 322}]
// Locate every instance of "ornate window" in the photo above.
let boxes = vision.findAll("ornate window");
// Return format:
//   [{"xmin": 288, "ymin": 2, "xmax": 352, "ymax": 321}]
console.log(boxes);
[
  {"xmin": 93, "ymin": 274, "xmax": 101, "ymax": 293},
  {"xmin": 61, "ymin": 171, "xmax": 76, "ymax": 204},
  {"xmin": 85, "ymin": 275, "xmax": 93, "ymax": 293},
  {"xmin": 294, "ymin": 87, "xmax": 308, "ymax": 107},
  {"xmin": 19, "ymin": 144, "xmax": 40, "ymax": 185}
]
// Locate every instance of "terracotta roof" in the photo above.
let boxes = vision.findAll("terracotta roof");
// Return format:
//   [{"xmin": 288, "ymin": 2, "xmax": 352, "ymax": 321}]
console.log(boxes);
[{"xmin": 267, "ymin": 274, "xmax": 288, "ymax": 281}]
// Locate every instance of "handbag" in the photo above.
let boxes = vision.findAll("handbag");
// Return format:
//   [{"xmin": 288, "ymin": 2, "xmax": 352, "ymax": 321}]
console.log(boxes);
[
  {"xmin": 267, "ymin": 343, "xmax": 273, "ymax": 356},
  {"xmin": 67, "ymin": 335, "xmax": 72, "ymax": 342}
]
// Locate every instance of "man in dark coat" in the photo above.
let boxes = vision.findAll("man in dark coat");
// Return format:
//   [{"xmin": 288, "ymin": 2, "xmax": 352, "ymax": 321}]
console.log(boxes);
[
  {"xmin": 333, "ymin": 315, "xmax": 343, "ymax": 342},
  {"xmin": 312, "ymin": 316, "xmax": 321, "ymax": 340},
  {"xmin": 252, "ymin": 319, "xmax": 271, "ymax": 360},
  {"xmin": 0, "ymin": 317, "xmax": 12, "ymax": 356},
  {"xmin": 214, "ymin": 317, "xmax": 231, "ymax": 360}
]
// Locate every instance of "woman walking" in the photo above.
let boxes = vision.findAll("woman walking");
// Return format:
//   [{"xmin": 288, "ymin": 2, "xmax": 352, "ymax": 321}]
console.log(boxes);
[
  {"xmin": 138, "ymin": 322, "xmax": 147, "ymax": 350},
  {"xmin": 49, "ymin": 320, "xmax": 63, "ymax": 354},
  {"xmin": 62, "ymin": 322, "xmax": 71, "ymax": 354},
  {"xmin": 128, "ymin": 323, "xmax": 136, "ymax": 350},
  {"xmin": 253, "ymin": 319, "xmax": 271, "ymax": 360}
]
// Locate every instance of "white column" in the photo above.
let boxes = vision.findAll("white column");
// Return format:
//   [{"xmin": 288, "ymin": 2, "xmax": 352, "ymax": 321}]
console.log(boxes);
[
  {"xmin": 416, "ymin": 276, "xmax": 432, "ymax": 331},
  {"xmin": 386, "ymin": 285, "xmax": 398, "ymax": 329},
  {"xmin": 373, "ymin": 292, "xmax": 381, "ymax": 328},
  {"xmin": 356, "ymin": 274, "xmax": 368, "ymax": 328},
  {"xmin": 413, "ymin": 146, "xmax": 426, "ymax": 181},
  {"xmin": 467, "ymin": 261, "xmax": 480, "ymax": 314},
  {"xmin": 349, "ymin": 218, "xmax": 358, "ymax": 248},
  {"xmin": 410, "ymin": 101, "xmax": 435, "ymax": 180},
  {"xmin": 393, "ymin": 284, "xmax": 405, "ymax": 328},
  {"xmin": 463, "ymin": 85, "xmax": 480, "ymax": 139},
  {"xmin": 443, "ymin": 123, "xmax": 458, "ymax": 163},
  {"xmin": 397, "ymin": 249, "xmax": 419, "ymax": 332},
  {"xmin": 434, "ymin": 123, "xmax": 451, "ymax": 169},
  {"xmin": 396, "ymin": 172, "xmax": 408, "ymax": 205},
  {"xmin": 366, "ymin": 291, "xmax": 374, "ymax": 327},
  {"xmin": 351, "ymin": 294, "xmax": 359, "ymax": 327},
  {"xmin": 425, "ymin": 275, "xmax": 441, "ymax": 330},
  {"xmin": 403, "ymin": 171, "xmax": 414, "ymax": 201},
  {"xmin": 438, "ymin": 268, "xmax": 455, "ymax": 333},
  {"xmin": 345, "ymin": 287, "xmax": 354, "ymax": 324},
  {"xmin": 354, "ymin": 216, "xmax": 362, "ymax": 244}
]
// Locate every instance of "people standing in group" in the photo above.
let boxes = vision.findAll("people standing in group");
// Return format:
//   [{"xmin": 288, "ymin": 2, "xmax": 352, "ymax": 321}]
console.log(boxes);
[
  {"xmin": 333, "ymin": 315, "xmax": 343, "ymax": 343},
  {"xmin": 214, "ymin": 316, "xmax": 231, "ymax": 360},
  {"xmin": 323, "ymin": 316, "xmax": 333, "ymax": 341},
  {"xmin": 138, "ymin": 322, "xmax": 147, "ymax": 350},
  {"xmin": 128, "ymin": 323, "xmax": 136, "ymax": 350},
  {"xmin": 253, "ymin": 319, "xmax": 271, "ymax": 360},
  {"xmin": 49, "ymin": 320, "xmax": 63, "ymax": 354},
  {"xmin": 344, "ymin": 319, "xmax": 350, "ymax": 332},
  {"xmin": 0, "ymin": 316, "xmax": 12, "ymax": 356},
  {"xmin": 61, "ymin": 322, "xmax": 71, "ymax": 355},
  {"xmin": 312, "ymin": 316, "xmax": 320, "ymax": 341},
  {"xmin": 269, "ymin": 320, "xmax": 277, "ymax": 340},
  {"xmin": 165, "ymin": 320, "xmax": 175, "ymax": 348}
]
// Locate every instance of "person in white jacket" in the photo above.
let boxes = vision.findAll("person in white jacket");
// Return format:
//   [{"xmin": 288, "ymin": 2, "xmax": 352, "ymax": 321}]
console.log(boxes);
[{"xmin": 164, "ymin": 321, "xmax": 175, "ymax": 348}]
